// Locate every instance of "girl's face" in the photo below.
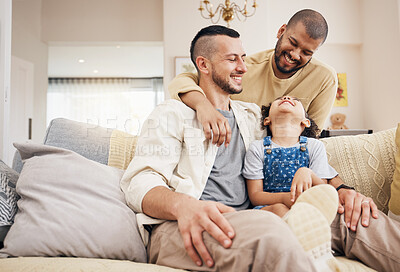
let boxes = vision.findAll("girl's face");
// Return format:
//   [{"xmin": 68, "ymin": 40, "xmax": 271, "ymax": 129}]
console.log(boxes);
[{"xmin": 264, "ymin": 96, "xmax": 309, "ymax": 127}]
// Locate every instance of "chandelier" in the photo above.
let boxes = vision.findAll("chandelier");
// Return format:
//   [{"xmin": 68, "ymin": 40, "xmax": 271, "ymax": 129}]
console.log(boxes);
[{"xmin": 199, "ymin": 0, "xmax": 257, "ymax": 27}]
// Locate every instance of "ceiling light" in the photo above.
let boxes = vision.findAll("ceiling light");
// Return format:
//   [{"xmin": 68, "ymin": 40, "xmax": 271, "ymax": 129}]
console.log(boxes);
[
  {"xmin": 93, "ymin": 70, "xmax": 99, "ymax": 74},
  {"xmin": 199, "ymin": 0, "xmax": 257, "ymax": 27},
  {"xmin": 78, "ymin": 59, "xmax": 85, "ymax": 63}
]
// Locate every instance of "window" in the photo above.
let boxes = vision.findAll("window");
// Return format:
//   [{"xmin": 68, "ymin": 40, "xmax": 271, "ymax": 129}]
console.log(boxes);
[{"xmin": 47, "ymin": 77, "xmax": 163, "ymax": 135}]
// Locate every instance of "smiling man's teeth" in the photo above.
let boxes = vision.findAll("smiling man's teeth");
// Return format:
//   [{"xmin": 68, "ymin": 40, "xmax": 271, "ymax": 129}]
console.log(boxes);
[{"xmin": 285, "ymin": 54, "xmax": 295, "ymax": 64}]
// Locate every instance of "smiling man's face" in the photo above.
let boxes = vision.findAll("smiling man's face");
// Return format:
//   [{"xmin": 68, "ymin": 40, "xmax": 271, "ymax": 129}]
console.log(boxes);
[
  {"xmin": 209, "ymin": 35, "xmax": 247, "ymax": 95},
  {"xmin": 273, "ymin": 22, "xmax": 323, "ymax": 79}
]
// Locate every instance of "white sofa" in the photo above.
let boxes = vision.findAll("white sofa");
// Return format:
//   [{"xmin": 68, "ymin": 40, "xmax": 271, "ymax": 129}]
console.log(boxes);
[{"xmin": 0, "ymin": 118, "xmax": 397, "ymax": 271}]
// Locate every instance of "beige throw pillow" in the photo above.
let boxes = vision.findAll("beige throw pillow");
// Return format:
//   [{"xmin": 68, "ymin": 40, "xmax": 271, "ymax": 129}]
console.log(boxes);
[
  {"xmin": 320, "ymin": 128, "xmax": 396, "ymax": 213},
  {"xmin": 0, "ymin": 142, "xmax": 146, "ymax": 262}
]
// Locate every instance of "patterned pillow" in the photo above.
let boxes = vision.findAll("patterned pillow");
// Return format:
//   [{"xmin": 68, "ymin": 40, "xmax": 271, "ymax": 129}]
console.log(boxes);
[
  {"xmin": 0, "ymin": 160, "xmax": 19, "ymax": 242},
  {"xmin": 320, "ymin": 128, "xmax": 396, "ymax": 213}
]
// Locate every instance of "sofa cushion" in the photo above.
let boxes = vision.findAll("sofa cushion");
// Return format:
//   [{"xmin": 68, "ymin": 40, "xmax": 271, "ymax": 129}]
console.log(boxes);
[
  {"xmin": 389, "ymin": 123, "xmax": 400, "ymax": 218},
  {"xmin": 0, "ymin": 161, "xmax": 19, "ymax": 243},
  {"xmin": 320, "ymin": 127, "xmax": 396, "ymax": 213},
  {"xmin": 12, "ymin": 118, "xmax": 113, "ymax": 173},
  {"xmin": 0, "ymin": 256, "xmax": 186, "ymax": 272},
  {"xmin": 0, "ymin": 142, "xmax": 146, "ymax": 262}
]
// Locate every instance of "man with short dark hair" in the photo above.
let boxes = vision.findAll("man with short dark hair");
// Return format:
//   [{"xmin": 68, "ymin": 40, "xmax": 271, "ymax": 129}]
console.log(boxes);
[
  {"xmin": 121, "ymin": 25, "xmax": 334, "ymax": 271},
  {"xmin": 168, "ymin": 7, "xmax": 380, "ymax": 245},
  {"xmin": 122, "ymin": 23, "xmax": 400, "ymax": 271},
  {"xmin": 170, "ymin": 9, "xmax": 334, "ymax": 136},
  {"xmin": 165, "ymin": 10, "xmax": 400, "ymax": 271}
]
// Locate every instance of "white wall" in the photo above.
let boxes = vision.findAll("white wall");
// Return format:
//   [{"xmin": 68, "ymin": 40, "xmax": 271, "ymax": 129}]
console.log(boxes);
[
  {"xmin": 12, "ymin": 0, "xmax": 48, "ymax": 142},
  {"xmin": 0, "ymin": 0, "xmax": 12, "ymax": 160},
  {"xmin": 42, "ymin": 0, "xmax": 163, "ymax": 42},
  {"xmin": 361, "ymin": 0, "xmax": 400, "ymax": 132},
  {"xmin": 163, "ymin": 0, "xmax": 366, "ymax": 130},
  {"xmin": 318, "ymin": 44, "xmax": 363, "ymax": 129}
]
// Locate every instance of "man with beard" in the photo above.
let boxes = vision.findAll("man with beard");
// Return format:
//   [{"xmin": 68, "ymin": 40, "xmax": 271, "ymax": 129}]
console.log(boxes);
[
  {"xmin": 165, "ymin": 11, "xmax": 400, "ymax": 272},
  {"xmin": 169, "ymin": 9, "xmax": 334, "ymax": 141},
  {"xmin": 169, "ymin": 7, "xmax": 378, "ymax": 241},
  {"xmin": 121, "ymin": 25, "xmax": 340, "ymax": 271}
]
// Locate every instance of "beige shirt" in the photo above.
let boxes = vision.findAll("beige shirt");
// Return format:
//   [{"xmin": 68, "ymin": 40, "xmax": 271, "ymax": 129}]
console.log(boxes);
[
  {"xmin": 168, "ymin": 49, "xmax": 338, "ymax": 129},
  {"xmin": 120, "ymin": 99, "xmax": 263, "ymax": 245}
]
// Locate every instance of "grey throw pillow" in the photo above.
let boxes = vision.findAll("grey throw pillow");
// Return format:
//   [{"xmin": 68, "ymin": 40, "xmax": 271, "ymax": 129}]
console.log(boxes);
[
  {"xmin": 0, "ymin": 142, "xmax": 146, "ymax": 262},
  {"xmin": 0, "ymin": 160, "xmax": 19, "ymax": 242}
]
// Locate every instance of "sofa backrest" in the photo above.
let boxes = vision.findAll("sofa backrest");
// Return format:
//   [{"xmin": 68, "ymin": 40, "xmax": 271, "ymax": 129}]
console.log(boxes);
[
  {"xmin": 12, "ymin": 118, "xmax": 113, "ymax": 172},
  {"xmin": 320, "ymin": 128, "xmax": 396, "ymax": 213}
]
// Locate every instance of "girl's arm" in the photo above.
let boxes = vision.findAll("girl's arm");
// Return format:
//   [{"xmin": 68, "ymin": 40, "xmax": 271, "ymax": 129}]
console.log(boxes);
[{"xmin": 246, "ymin": 179, "xmax": 293, "ymax": 208}]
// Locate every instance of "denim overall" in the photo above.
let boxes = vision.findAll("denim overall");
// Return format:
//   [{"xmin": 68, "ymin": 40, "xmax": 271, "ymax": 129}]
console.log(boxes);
[
  {"xmin": 263, "ymin": 136, "xmax": 309, "ymax": 192},
  {"xmin": 253, "ymin": 136, "xmax": 309, "ymax": 209}
]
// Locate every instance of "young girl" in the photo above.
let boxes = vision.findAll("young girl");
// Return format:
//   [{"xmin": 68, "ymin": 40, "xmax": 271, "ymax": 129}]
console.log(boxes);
[{"xmin": 242, "ymin": 96, "xmax": 338, "ymax": 217}]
